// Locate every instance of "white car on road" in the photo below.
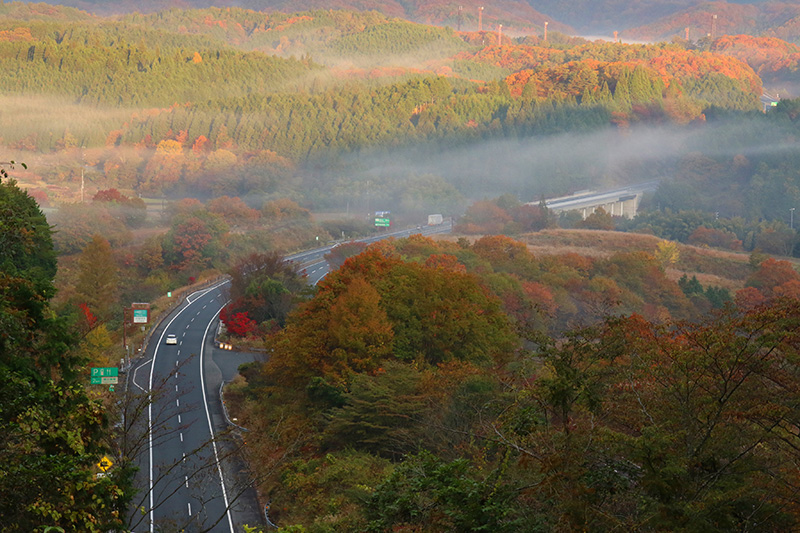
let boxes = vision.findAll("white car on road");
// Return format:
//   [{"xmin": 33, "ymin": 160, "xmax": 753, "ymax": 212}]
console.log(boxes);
[{"xmin": 165, "ymin": 334, "xmax": 177, "ymax": 345}]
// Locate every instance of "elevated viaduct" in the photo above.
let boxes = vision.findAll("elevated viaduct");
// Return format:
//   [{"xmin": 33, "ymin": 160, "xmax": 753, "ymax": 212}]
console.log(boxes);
[{"xmin": 532, "ymin": 181, "xmax": 659, "ymax": 220}]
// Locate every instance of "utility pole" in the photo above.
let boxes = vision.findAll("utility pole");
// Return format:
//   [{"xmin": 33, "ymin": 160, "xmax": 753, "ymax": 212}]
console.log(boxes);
[
  {"xmin": 791, "ymin": 207, "xmax": 795, "ymax": 230},
  {"xmin": 478, "ymin": 6, "xmax": 483, "ymax": 32},
  {"xmin": 80, "ymin": 148, "xmax": 85, "ymax": 203},
  {"xmin": 457, "ymin": 5, "xmax": 462, "ymax": 31},
  {"xmin": 122, "ymin": 307, "xmax": 126, "ymax": 352},
  {"xmin": 711, "ymin": 14, "xmax": 717, "ymax": 39},
  {"xmin": 685, "ymin": 27, "xmax": 690, "ymax": 41},
  {"xmin": 613, "ymin": 30, "xmax": 618, "ymax": 43},
  {"xmin": 498, "ymin": 24, "xmax": 502, "ymax": 45},
  {"xmin": 544, "ymin": 21, "xmax": 548, "ymax": 42}
]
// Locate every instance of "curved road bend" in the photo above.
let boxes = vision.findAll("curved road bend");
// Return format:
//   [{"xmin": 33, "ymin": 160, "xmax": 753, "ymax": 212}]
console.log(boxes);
[
  {"xmin": 136, "ymin": 280, "xmax": 248, "ymax": 532},
  {"xmin": 291, "ymin": 221, "xmax": 453, "ymax": 285},
  {"xmin": 136, "ymin": 222, "xmax": 452, "ymax": 531}
]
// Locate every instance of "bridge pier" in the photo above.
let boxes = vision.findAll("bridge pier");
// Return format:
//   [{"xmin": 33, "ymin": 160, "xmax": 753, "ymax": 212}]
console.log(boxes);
[{"xmin": 538, "ymin": 186, "xmax": 650, "ymax": 220}]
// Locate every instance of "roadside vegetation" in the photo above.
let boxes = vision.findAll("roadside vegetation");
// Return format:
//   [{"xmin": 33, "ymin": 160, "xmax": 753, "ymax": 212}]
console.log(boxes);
[{"xmin": 4, "ymin": 3, "xmax": 800, "ymax": 531}]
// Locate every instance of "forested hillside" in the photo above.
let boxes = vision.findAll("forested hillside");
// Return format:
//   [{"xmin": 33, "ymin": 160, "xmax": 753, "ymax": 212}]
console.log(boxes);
[
  {"xmin": 7, "ymin": 3, "xmax": 800, "ymax": 531},
  {"xmin": 2, "ymin": 2, "xmax": 782, "ymax": 211},
  {"xmin": 4, "ymin": 3, "xmax": 800, "ymax": 225},
  {"xmin": 30, "ymin": 0, "xmax": 574, "ymax": 35},
  {"xmin": 226, "ymin": 232, "xmax": 800, "ymax": 532},
  {"xmin": 0, "ymin": 176, "xmax": 130, "ymax": 532},
  {"xmin": 624, "ymin": 1, "xmax": 800, "ymax": 44},
  {"xmin": 28, "ymin": 0, "xmax": 800, "ymax": 44}
]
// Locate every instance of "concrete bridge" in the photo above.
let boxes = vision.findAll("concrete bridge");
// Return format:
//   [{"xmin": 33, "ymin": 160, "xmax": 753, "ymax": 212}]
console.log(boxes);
[{"xmin": 532, "ymin": 181, "xmax": 659, "ymax": 220}]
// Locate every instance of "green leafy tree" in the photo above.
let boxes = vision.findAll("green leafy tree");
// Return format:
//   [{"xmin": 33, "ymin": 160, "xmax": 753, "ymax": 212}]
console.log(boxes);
[
  {"xmin": 0, "ymin": 177, "xmax": 126, "ymax": 532},
  {"xmin": 322, "ymin": 362, "xmax": 423, "ymax": 458},
  {"xmin": 225, "ymin": 251, "xmax": 310, "ymax": 331},
  {"xmin": 365, "ymin": 450, "xmax": 521, "ymax": 532}
]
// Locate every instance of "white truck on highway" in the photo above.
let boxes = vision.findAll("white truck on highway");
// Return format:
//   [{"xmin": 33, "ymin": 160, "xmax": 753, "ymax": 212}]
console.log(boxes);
[{"xmin": 427, "ymin": 214, "xmax": 443, "ymax": 225}]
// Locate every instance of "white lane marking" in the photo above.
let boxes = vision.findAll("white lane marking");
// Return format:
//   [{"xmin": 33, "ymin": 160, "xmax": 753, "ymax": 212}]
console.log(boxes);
[
  {"xmin": 176, "ymin": 399, "xmax": 180, "ymax": 407},
  {"xmin": 175, "ymin": 361, "xmax": 178, "ymax": 367},
  {"xmin": 148, "ymin": 281, "xmax": 231, "ymax": 533},
  {"xmin": 175, "ymin": 372, "xmax": 178, "ymax": 379},
  {"xmin": 178, "ymin": 414, "xmax": 181, "ymax": 424},
  {"xmin": 188, "ymin": 502, "xmax": 192, "ymax": 516},
  {"xmin": 175, "ymin": 385, "xmax": 178, "ymax": 392},
  {"xmin": 185, "ymin": 279, "xmax": 228, "ymax": 304},
  {"xmin": 185, "ymin": 476, "xmax": 189, "ymax": 488},
  {"xmin": 180, "ymin": 433, "xmax": 183, "ymax": 442},
  {"xmin": 182, "ymin": 453, "xmax": 186, "ymax": 462},
  {"xmin": 202, "ymin": 305, "xmax": 207, "ymax": 309},
  {"xmin": 200, "ymin": 306, "xmax": 236, "ymax": 532},
  {"xmin": 314, "ymin": 271, "xmax": 330, "ymax": 286},
  {"xmin": 132, "ymin": 359, "xmax": 153, "ymax": 392}
]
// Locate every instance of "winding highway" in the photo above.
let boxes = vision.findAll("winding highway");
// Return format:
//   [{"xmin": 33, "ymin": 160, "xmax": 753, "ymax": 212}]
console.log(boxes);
[
  {"xmin": 287, "ymin": 220, "xmax": 453, "ymax": 285},
  {"xmin": 130, "ymin": 281, "xmax": 243, "ymax": 532},
  {"xmin": 130, "ymin": 221, "xmax": 452, "ymax": 531}
]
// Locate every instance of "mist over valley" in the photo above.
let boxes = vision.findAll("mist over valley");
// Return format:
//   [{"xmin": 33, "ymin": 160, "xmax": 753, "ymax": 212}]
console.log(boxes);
[{"xmin": 5, "ymin": 2, "xmax": 800, "ymax": 532}]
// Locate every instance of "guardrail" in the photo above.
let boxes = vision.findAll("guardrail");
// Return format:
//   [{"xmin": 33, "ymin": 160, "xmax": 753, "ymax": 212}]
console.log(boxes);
[{"xmin": 123, "ymin": 275, "xmax": 229, "ymax": 373}]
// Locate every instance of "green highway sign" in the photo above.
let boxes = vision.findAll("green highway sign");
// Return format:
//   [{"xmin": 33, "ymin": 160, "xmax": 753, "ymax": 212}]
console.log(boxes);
[
  {"xmin": 90, "ymin": 367, "xmax": 118, "ymax": 385},
  {"xmin": 374, "ymin": 217, "xmax": 390, "ymax": 227},
  {"xmin": 91, "ymin": 376, "xmax": 119, "ymax": 385},
  {"xmin": 133, "ymin": 309, "xmax": 148, "ymax": 323},
  {"xmin": 91, "ymin": 367, "xmax": 118, "ymax": 377}
]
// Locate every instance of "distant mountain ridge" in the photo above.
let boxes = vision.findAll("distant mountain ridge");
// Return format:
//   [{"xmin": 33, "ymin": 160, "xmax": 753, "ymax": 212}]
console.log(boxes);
[
  {"xmin": 623, "ymin": 1, "xmax": 800, "ymax": 44},
  {"xmin": 25, "ymin": 0, "xmax": 573, "ymax": 35},
  {"xmin": 21, "ymin": 0, "xmax": 800, "ymax": 41}
]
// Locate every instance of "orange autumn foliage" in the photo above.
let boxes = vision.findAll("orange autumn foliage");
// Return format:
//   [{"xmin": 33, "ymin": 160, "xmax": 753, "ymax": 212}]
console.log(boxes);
[
  {"xmin": 712, "ymin": 34, "xmax": 800, "ymax": 81},
  {"xmin": 0, "ymin": 27, "xmax": 34, "ymax": 42}
]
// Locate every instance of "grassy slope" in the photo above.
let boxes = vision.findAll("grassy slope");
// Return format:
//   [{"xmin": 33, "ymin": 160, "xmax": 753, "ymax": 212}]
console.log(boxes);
[{"xmin": 437, "ymin": 228, "xmax": 757, "ymax": 291}]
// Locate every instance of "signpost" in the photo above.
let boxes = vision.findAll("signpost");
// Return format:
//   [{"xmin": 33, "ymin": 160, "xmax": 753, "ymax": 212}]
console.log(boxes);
[
  {"xmin": 375, "ymin": 210, "xmax": 391, "ymax": 228},
  {"xmin": 90, "ymin": 367, "xmax": 119, "ymax": 385}
]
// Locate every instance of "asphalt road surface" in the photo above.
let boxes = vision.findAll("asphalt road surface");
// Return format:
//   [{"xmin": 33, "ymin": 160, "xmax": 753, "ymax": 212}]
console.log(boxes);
[
  {"xmin": 132, "ymin": 281, "xmax": 262, "ymax": 532},
  {"xmin": 134, "ymin": 222, "xmax": 452, "ymax": 531}
]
